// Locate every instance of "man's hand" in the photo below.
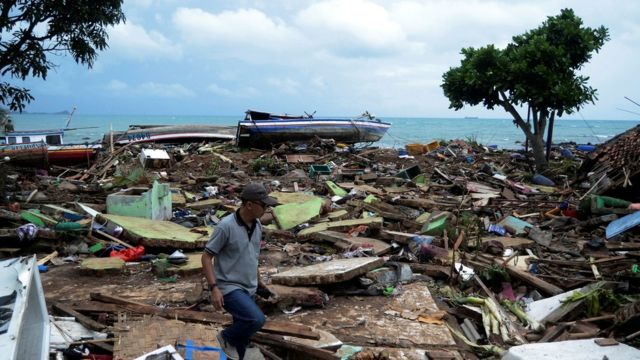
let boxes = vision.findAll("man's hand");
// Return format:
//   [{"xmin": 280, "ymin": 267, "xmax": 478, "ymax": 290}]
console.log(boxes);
[{"xmin": 210, "ymin": 287, "xmax": 224, "ymax": 310}]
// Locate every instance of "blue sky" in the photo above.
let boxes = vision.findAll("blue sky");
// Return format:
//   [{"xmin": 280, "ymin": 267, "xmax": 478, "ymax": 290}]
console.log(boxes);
[{"xmin": 17, "ymin": 0, "xmax": 640, "ymax": 119}]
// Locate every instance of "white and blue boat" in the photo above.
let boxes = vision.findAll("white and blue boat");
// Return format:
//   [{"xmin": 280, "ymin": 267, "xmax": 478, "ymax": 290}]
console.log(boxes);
[{"xmin": 236, "ymin": 110, "xmax": 391, "ymax": 148}]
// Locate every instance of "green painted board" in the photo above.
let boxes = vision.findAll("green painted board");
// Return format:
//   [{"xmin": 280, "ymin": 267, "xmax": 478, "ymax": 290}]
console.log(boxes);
[
  {"xmin": 363, "ymin": 195, "xmax": 378, "ymax": 204},
  {"xmin": 420, "ymin": 216, "xmax": 448, "ymax": 236},
  {"xmin": 415, "ymin": 212, "xmax": 432, "ymax": 224},
  {"xmin": 273, "ymin": 198, "xmax": 324, "ymax": 230},
  {"xmin": 101, "ymin": 214, "xmax": 211, "ymax": 248},
  {"xmin": 325, "ymin": 181, "xmax": 348, "ymax": 197},
  {"xmin": 20, "ymin": 211, "xmax": 46, "ymax": 227}
]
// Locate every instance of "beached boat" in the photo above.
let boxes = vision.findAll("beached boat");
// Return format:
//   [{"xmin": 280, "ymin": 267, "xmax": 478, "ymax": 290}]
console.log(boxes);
[
  {"xmin": 0, "ymin": 129, "xmax": 101, "ymax": 166},
  {"xmin": 0, "ymin": 141, "xmax": 48, "ymax": 167},
  {"xmin": 105, "ymin": 124, "xmax": 237, "ymax": 145},
  {"xmin": 236, "ymin": 110, "xmax": 391, "ymax": 148}
]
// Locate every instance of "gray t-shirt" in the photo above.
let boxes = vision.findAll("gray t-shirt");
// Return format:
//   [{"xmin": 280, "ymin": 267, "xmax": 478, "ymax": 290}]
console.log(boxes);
[{"xmin": 204, "ymin": 211, "xmax": 261, "ymax": 295}]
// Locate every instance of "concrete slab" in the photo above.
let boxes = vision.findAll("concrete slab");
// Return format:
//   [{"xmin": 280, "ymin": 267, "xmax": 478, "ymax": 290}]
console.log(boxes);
[
  {"xmin": 269, "ymin": 191, "xmax": 319, "ymax": 204},
  {"xmin": 337, "ymin": 346, "xmax": 462, "ymax": 360},
  {"xmin": 101, "ymin": 214, "xmax": 210, "ymax": 249},
  {"xmin": 268, "ymin": 285, "xmax": 327, "ymax": 308},
  {"xmin": 80, "ymin": 257, "xmax": 125, "ymax": 274},
  {"xmin": 312, "ymin": 230, "xmax": 391, "ymax": 255},
  {"xmin": 502, "ymin": 338, "xmax": 640, "ymax": 360},
  {"xmin": 271, "ymin": 257, "xmax": 384, "ymax": 286},
  {"xmin": 166, "ymin": 253, "xmax": 203, "ymax": 275},
  {"xmin": 272, "ymin": 283, "xmax": 457, "ymax": 350},
  {"xmin": 297, "ymin": 217, "xmax": 383, "ymax": 237}
]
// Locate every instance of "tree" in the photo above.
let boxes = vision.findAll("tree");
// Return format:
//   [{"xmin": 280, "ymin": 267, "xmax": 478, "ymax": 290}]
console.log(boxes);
[
  {"xmin": 0, "ymin": 0, "xmax": 126, "ymax": 111},
  {"xmin": 441, "ymin": 9, "xmax": 609, "ymax": 170}
]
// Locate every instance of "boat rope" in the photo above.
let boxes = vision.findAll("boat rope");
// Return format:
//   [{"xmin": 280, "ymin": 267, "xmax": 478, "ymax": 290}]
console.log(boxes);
[{"xmin": 349, "ymin": 118, "xmax": 363, "ymax": 142}]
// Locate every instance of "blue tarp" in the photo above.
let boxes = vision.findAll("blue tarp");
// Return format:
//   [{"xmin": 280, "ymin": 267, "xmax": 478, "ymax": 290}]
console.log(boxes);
[{"xmin": 606, "ymin": 210, "xmax": 640, "ymax": 239}]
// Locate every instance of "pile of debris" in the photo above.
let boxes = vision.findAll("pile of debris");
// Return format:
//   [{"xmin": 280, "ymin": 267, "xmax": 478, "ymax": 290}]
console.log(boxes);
[{"xmin": 0, "ymin": 134, "xmax": 639, "ymax": 360}]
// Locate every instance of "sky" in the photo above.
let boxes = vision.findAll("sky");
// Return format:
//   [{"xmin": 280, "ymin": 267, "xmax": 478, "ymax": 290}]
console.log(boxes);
[{"xmin": 15, "ymin": 0, "xmax": 640, "ymax": 119}]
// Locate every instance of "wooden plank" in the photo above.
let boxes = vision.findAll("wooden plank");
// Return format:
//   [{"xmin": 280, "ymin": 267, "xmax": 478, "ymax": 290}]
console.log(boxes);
[
  {"xmin": 538, "ymin": 323, "xmax": 569, "ymax": 343},
  {"xmin": 52, "ymin": 302, "xmax": 108, "ymax": 332},
  {"xmin": 380, "ymin": 230, "xmax": 416, "ymax": 244},
  {"xmin": 606, "ymin": 242, "xmax": 640, "ymax": 251},
  {"xmin": 93, "ymin": 229, "xmax": 134, "ymax": 249},
  {"xmin": 37, "ymin": 250, "xmax": 58, "ymax": 265},
  {"xmin": 252, "ymin": 333, "xmax": 339, "ymax": 360},
  {"xmin": 495, "ymin": 259, "xmax": 564, "ymax": 296},
  {"xmin": 89, "ymin": 293, "xmax": 320, "ymax": 340}
]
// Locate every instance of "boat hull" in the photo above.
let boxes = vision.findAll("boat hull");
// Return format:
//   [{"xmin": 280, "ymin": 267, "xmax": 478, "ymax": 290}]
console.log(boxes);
[
  {"xmin": 106, "ymin": 124, "xmax": 237, "ymax": 145},
  {"xmin": 236, "ymin": 118, "xmax": 390, "ymax": 148},
  {"xmin": 48, "ymin": 144, "xmax": 101, "ymax": 166},
  {"xmin": 0, "ymin": 142, "xmax": 48, "ymax": 168}
]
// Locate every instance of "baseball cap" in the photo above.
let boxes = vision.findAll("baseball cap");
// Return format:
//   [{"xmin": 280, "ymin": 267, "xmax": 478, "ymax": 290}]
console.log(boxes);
[{"xmin": 241, "ymin": 182, "xmax": 278, "ymax": 206}]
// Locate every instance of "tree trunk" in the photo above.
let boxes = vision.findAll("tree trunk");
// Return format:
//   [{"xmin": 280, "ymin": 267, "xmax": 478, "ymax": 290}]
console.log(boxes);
[{"xmin": 528, "ymin": 133, "xmax": 547, "ymax": 171}]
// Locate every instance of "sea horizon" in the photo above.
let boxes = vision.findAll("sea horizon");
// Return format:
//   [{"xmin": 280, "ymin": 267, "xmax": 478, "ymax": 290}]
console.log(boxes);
[{"xmin": 9, "ymin": 112, "xmax": 640, "ymax": 150}]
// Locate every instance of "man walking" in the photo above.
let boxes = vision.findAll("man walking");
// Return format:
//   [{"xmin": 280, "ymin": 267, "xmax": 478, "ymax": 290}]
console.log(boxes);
[{"xmin": 201, "ymin": 182, "xmax": 277, "ymax": 360}]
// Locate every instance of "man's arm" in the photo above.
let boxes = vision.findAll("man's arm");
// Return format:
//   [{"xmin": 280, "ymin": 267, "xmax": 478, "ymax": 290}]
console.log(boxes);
[{"xmin": 201, "ymin": 251, "xmax": 224, "ymax": 310}]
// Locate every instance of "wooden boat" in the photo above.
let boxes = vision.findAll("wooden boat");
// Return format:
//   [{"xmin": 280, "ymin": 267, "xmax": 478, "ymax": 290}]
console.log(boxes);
[
  {"xmin": 236, "ymin": 110, "xmax": 391, "ymax": 148},
  {"xmin": 0, "ymin": 128, "xmax": 100, "ymax": 166},
  {"xmin": 105, "ymin": 124, "xmax": 237, "ymax": 145},
  {"xmin": 0, "ymin": 141, "xmax": 48, "ymax": 167}
]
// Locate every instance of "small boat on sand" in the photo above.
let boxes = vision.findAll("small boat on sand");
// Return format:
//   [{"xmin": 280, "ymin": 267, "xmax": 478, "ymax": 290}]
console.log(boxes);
[
  {"xmin": 0, "ymin": 128, "xmax": 100, "ymax": 167},
  {"xmin": 236, "ymin": 110, "xmax": 391, "ymax": 148}
]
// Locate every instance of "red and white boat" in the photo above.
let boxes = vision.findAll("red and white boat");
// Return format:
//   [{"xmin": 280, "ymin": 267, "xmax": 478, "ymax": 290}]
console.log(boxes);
[
  {"xmin": 0, "ymin": 128, "xmax": 101, "ymax": 166},
  {"xmin": 1, "ymin": 107, "xmax": 101, "ymax": 167}
]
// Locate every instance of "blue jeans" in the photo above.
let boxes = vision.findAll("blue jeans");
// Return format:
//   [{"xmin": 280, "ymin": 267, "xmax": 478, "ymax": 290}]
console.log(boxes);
[{"xmin": 221, "ymin": 289, "xmax": 266, "ymax": 359}]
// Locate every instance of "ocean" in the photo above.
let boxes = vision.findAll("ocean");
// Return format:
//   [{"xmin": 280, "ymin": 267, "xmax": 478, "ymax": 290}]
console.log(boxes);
[{"xmin": 9, "ymin": 113, "xmax": 639, "ymax": 150}]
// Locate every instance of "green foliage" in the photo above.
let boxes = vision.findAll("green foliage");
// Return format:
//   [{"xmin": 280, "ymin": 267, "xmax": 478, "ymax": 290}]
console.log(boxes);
[
  {"xmin": 442, "ymin": 9, "xmax": 609, "ymax": 170},
  {"xmin": 562, "ymin": 282, "xmax": 622, "ymax": 317},
  {"xmin": 480, "ymin": 264, "xmax": 510, "ymax": 288},
  {"xmin": 0, "ymin": 108, "xmax": 9, "ymax": 122},
  {"xmin": 112, "ymin": 166, "xmax": 151, "ymax": 187},
  {"xmin": 204, "ymin": 158, "xmax": 221, "ymax": 176},
  {"xmin": 250, "ymin": 157, "xmax": 279, "ymax": 174},
  {"xmin": 0, "ymin": 0, "xmax": 126, "ymax": 111},
  {"xmin": 465, "ymin": 134, "xmax": 480, "ymax": 147}
]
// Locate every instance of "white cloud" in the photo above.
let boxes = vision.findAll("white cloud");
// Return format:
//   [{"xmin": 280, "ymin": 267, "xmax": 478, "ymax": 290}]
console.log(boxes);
[
  {"xmin": 295, "ymin": 0, "xmax": 422, "ymax": 57},
  {"xmin": 172, "ymin": 7, "xmax": 305, "ymax": 61},
  {"xmin": 106, "ymin": 80, "xmax": 128, "ymax": 91},
  {"xmin": 207, "ymin": 83, "xmax": 259, "ymax": 98},
  {"xmin": 265, "ymin": 77, "xmax": 300, "ymax": 95},
  {"xmin": 139, "ymin": 82, "xmax": 195, "ymax": 98},
  {"xmin": 108, "ymin": 21, "xmax": 182, "ymax": 60},
  {"xmin": 104, "ymin": 80, "xmax": 195, "ymax": 98}
]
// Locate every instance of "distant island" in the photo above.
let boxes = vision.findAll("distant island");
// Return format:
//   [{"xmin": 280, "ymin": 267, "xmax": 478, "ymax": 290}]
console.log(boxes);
[{"xmin": 464, "ymin": 116, "xmax": 479, "ymax": 119}]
